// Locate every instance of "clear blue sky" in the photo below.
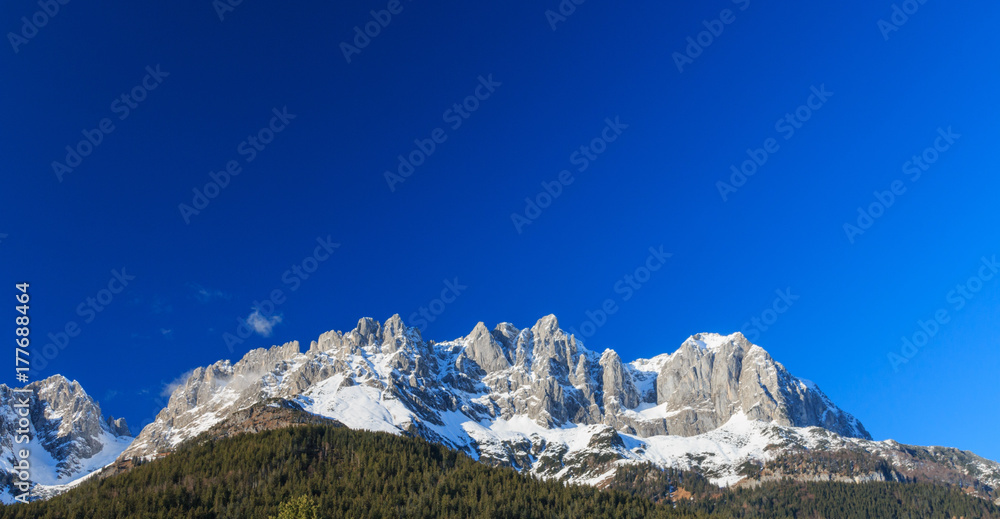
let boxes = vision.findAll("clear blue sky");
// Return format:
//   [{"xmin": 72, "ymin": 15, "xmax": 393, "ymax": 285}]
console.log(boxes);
[{"xmin": 2, "ymin": 1, "xmax": 998, "ymax": 460}]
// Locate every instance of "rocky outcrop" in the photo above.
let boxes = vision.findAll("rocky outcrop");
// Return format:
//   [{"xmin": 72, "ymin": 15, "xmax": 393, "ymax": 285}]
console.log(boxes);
[
  {"xmin": 457, "ymin": 322, "xmax": 510, "ymax": 375},
  {"xmin": 654, "ymin": 333, "xmax": 869, "ymax": 439},
  {"xmin": 106, "ymin": 417, "xmax": 130, "ymax": 437},
  {"xmin": 0, "ymin": 375, "xmax": 133, "ymax": 499},
  {"xmin": 204, "ymin": 399, "xmax": 343, "ymax": 441},
  {"xmin": 600, "ymin": 350, "xmax": 639, "ymax": 410},
  {"xmin": 122, "ymin": 315, "xmax": 871, "ymax": 465},
  {"xmin": 13, "ymin": 314, "xmax": 1000, "ymax": 502}
]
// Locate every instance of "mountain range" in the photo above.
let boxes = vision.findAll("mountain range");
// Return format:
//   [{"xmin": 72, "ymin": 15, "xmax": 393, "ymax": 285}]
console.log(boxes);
[{"xmin": 2, "ymin": 314, "xmax": 998, "ymax": 504}]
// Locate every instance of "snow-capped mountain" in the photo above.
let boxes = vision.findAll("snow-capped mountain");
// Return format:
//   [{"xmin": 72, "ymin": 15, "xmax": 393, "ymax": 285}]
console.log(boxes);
[
  {"xmin": 8, "ymin": 315, "xmax": 999, "ymax": 502},
  {"xmin": 0, "ymin": 375, "xmax": 133, "ymax": 502},
  {"xmin": 117, "ymin": 314, "xmax": 999, "ymax": 493}
]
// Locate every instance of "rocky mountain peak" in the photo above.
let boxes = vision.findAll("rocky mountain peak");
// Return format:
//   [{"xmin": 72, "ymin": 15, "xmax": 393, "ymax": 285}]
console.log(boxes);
[
  {"xmin": 490, "ymin": 322, "xmax": 520, "ymax": 350},
  {"xmin": 111, "ymin": 315, "xmax": 887, "ymax": 489},
  {"xmin": 534, "ymin": 314, "xmax": 561, "ymax": 334},
  {"xmin": 655, "ymin": 331, "xmax": 869, "ymax": 439},
  {"xmin": 0, "ymin": 376, "xmax": 132, "ymax": 499},
  {"xmin": 235, "ymin": 342, "xmax": 300, "ymax": 375},
  {"xmin": 382, "ymin": 313, "xmax": 405, "ymax": 337},
  {"xmin": 458, "ymin": 322, "xmax": 511, "ymax": 375},
  {"xmin": 31, "ymin": 375, "xmax": 85, "ymax": 406},
  {"xmin": 353, "ymin": 316, "xmax": 381, "ymax": 344},
  {"xmin": 528, "ymin": 315, "xmax": 582, "ymax": 373},
  {"xmin": 10, "ymin": 315, "xmax": 997, "ymax": 503},
  {"xmin": 106, "ymin": 416, "xmax": 131, "ymax": 437},
  {"xmin": 680, "ymin": 332, "xmax": 747, "ymax": 356},
  {"xmin": 599, "ymin": 349, "xmax": 639, "ymax": 410}
]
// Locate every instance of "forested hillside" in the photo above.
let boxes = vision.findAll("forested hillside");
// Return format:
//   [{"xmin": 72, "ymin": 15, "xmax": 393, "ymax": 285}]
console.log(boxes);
[
  {"xmin": 677, "ymin": 480, "xmax": 1000, "ymax": 519},
  {"xmin": 609, "ymin": 462, "xmax": 1000, "ymax": 518},
  {"xmin": 2, "ymin": 424, "xmax": 997, "ymax": 519},
  {"xmin": 0, "ymin": 426, "xmax": 712, "ymax": 519}
]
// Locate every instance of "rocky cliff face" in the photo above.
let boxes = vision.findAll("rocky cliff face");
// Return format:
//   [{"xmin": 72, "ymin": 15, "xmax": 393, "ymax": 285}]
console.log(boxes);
[
  {"xmin": 0, "ymin": 375, "xmax": 133, "ymax": 502},
  {"xmin": 9, "ymin": 315, "xmax": 1000, "ymax": 501},
  {"xmin": 121, "ymin": 316, "xmax": 873, "ymax": 477},
  {"xmin": 652, "ymin": 333, "xmax": 868, "ymax": 438}
]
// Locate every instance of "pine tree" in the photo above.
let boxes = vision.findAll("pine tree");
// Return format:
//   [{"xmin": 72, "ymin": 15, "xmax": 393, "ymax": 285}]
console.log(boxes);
[{"xmin": 270, "ymin": 495, "xmax": 320, "ymax": 519}]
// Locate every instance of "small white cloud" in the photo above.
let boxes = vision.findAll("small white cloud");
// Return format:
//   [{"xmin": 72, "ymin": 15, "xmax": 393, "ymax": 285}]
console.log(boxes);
[
  {"xmin": 245, "ymin": 309, "xmax": 282, "ymax": 337},
  {"xmin": 160, "ymin": 328, "xmax": 173, "ymax": 336}
]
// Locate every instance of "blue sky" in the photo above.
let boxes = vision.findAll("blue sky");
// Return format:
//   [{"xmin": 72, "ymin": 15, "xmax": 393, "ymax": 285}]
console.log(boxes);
[{"xmin": 1, "ymin": 1, "xmax": 998, "ymax": 460}]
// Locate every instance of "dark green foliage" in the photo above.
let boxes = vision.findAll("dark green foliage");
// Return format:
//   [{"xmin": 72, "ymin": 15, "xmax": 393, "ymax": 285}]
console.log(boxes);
[
  {"xmin": 676, "ymin": 479, "xmax": 1000, "ymax": 518},
  {"xmin": 2, "ymin": 425, "xmax": 998, "ymax": 518},
  {"xmin": 0, "ymin": 426, "xmax": 711, "ymax": 519},
  {"xmin": 736, "ymin": 461, "xmax": 763, "ymax": 480},
  {"xmin": 607, "ymin": 463, "xmax": 717, "ymax": 503},
  {"xmin": 270, "ymin": 495, "xmax": 319, "ymax": 519},
  {"xmin": 605, "ymin": 459, "xmax": 1000, "ymax": 518}
]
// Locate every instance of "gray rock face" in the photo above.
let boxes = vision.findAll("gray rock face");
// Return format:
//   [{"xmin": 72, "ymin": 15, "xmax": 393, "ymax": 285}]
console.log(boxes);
[
  {"xmin": 17, "ymin": 315, "xmax": 1000, "ymax": 501},
  {"xmin": 13, "ymin": 312, "xmax": 1000, "ymax": 506},
  {"xmin": 106, "ymin": 417, "xmax": 130, "ymax": 437},
  {"xmin": 0, "ymin": 375, "xmax": 132, "ymax": 489},
  {"xmin": 122, "ymin": 315, "xmax": 870, "ymax": 464},
  {"xmin": 600, "ymin": 350, "xmax": 639, "ymax": 410},
  {"xmin": 457, "ymin": 322, "xmax": 510, "ymax": 375},
  {"xmin": 654, "ymin": 333, "xmax": 869, "ymax": 439},
  {"xmin": 122, "ymin": 340, "xmax": 302, "ymax": 458}
]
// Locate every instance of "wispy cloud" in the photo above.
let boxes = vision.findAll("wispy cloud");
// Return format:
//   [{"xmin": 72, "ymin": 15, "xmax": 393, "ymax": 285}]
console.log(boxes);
[
  {"xmin": 245, "ymin": 309, "xmax": 282, "ymax": 337},
  {"xmin": 160, "ymin": 370, "xmax": 194, "ymax": 398},
  {"xmin": 188, "ymin": 282, "xmax": 232, "ymax": 303},
  {"xmin": 160, "ymin": 328, "xmax": 173, "ymax": 337}
]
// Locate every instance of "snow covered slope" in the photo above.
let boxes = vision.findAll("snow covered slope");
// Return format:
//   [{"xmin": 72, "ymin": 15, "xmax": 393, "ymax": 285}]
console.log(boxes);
[
  {"xmin": 118, "ymin": 315, "xmax": 1000, "ymax": 493},
  {"xmin": 11, "ymin": 315, "xmax": 999, "ymax": 502},
  {"xmin": 0, "ymin": 376, "xmax": 133, "ymax": 503}
]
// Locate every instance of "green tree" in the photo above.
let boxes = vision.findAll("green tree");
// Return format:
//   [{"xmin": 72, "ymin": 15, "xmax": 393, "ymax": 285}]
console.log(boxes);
[{"xmin": 270, "ymin": 495, "xmax": 320, "ymax": 519}]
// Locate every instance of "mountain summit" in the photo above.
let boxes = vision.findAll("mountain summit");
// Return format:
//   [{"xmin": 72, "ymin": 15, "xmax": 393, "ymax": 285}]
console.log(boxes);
[
  {"xmin": 120, "ymin": 315, "xmax": 872, "ymax": 482},
  {"xmin": 0, "ymin": 375, "xmax": 133, "ymax": 503},
  {"xmin": 6, "ymin": 315, "xmax": 998, "ymax": 501}
]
